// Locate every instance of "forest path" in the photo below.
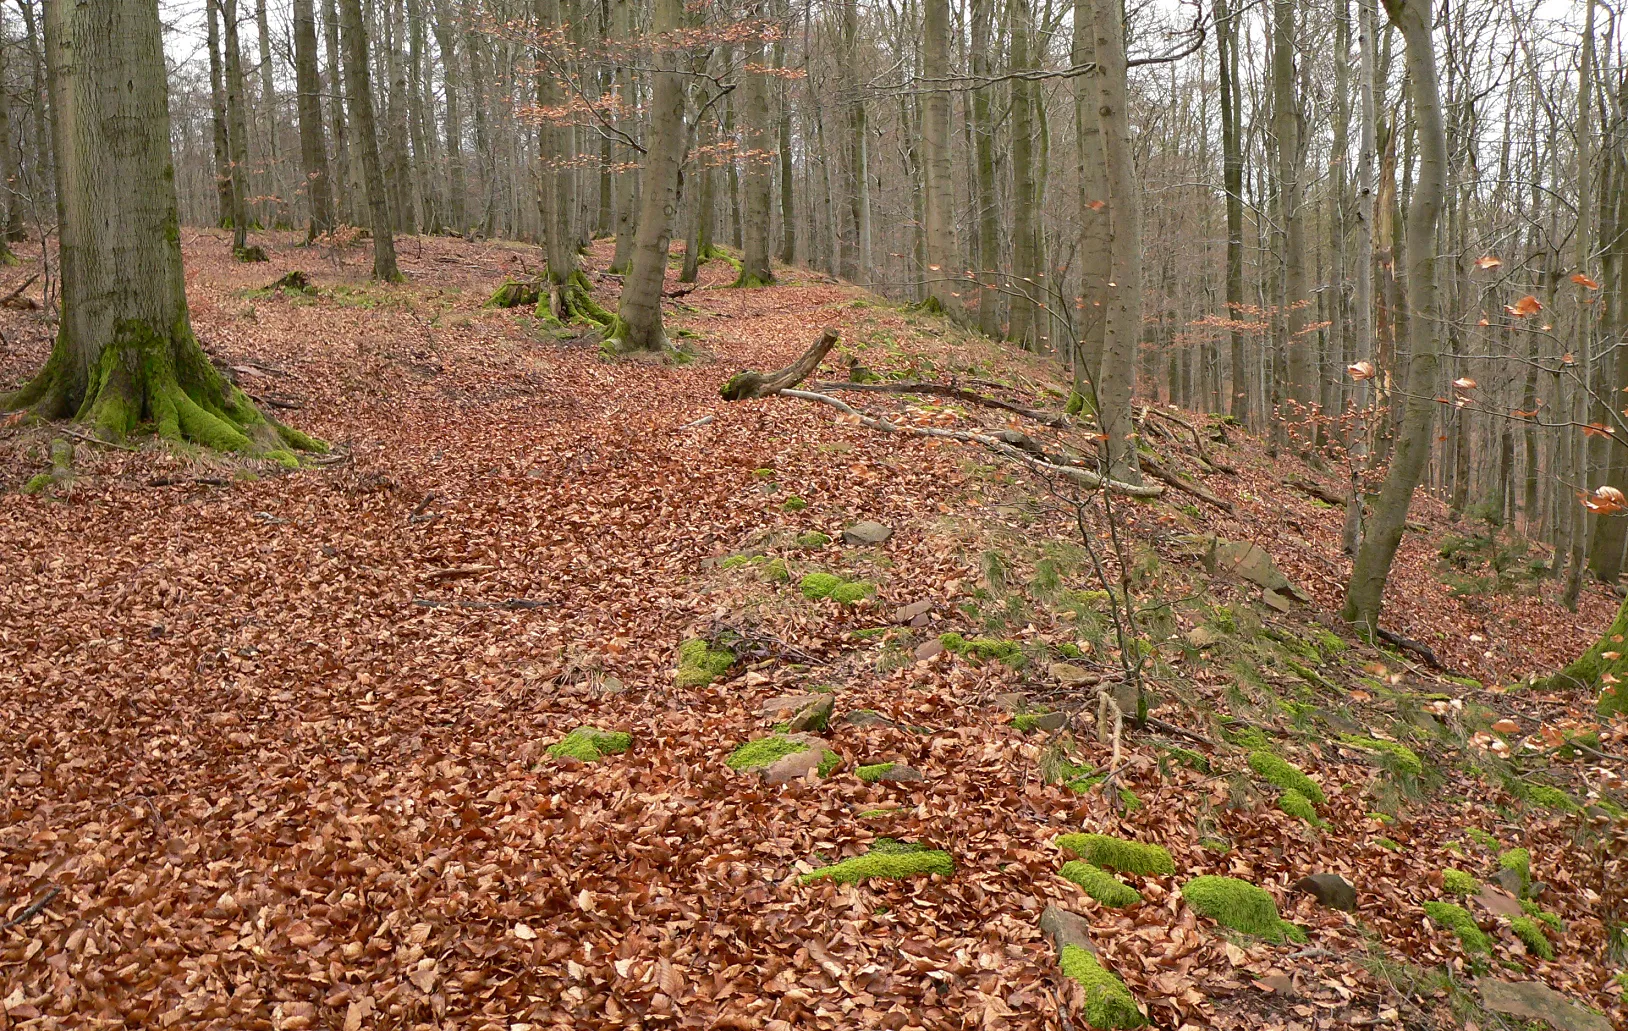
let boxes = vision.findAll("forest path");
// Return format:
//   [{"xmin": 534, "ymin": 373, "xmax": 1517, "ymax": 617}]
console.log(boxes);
[{"xmin": 0, "ymin": 233, "xmax": 1617, "ymax": 1030}]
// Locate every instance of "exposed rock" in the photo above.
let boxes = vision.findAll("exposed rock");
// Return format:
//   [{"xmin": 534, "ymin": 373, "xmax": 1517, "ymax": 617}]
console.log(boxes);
[
  {"xmin": 1048, "ymin": 662, "xmax": 1100, "ymax": 686},
  {"xmin": 1039, "ymin": 904, "xmax": 1096, "ymax": 955},
  {"xmin": 1186, "ymin": 626, "xmax": 1221, "ymax": 649},
  {"xmin": 842, "ymin": 521, "xmax": 893, "ymax": 546},
  {"xmin": 994, "ymin": 691, "xmax": 1029, "ymax": 712},
  {"xmin": 841, "ymin": 709, "xmax": 894, "ymax": 728},
  {"xmin": 1104, "ymin": 681, "xmax": 1142, "ymax": 716},
  {"xmin": 908, "ymin": 612, "xmax": 931, "ymax": 628},
  {"xmin": 1477, "ymin": 979, "xmax": 1612, "ymax": 1031},
  {"xmin": 1207, "ymin": 540, "xmax": 1309, "ymax": 600},
  {"xmin": 1015, "ymin": 710, "xmax": 1068, "ymax": 732},
  {"xmin": 1476, "ymin": 883, "xmax": 1525, "ymax": 918},
  {"xmin": 1293, "ymin": 873, "xmax": 1357, "ymax": 911},
  {"xmin": 914, "ymin": 639, "xmax": 945, "ymax": 661},
  {"xmin": 1490, "ymin": 867, "xmax": 1526, "ymax": 899},
  {"xmin": 894, "ymin": 600, "xmax": 933, "ymax": 624},
  {"xmin": 861, "ymin": 762, "xmax": 925, "ymax": 783},
  {"xmin": 762, "ymin": 740, "xmax": 832, "ymax": 784},
  {"xmin": 761, "ymin": 692, "xmax": 834, "ymax": 732},
  {"xmin": 1261, "ymin": 589, "xmax": 1294, "ymax": 614}
]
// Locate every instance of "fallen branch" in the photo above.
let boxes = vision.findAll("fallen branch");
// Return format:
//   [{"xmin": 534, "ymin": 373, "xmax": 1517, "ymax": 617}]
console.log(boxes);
[
  {"xmin": 148, "ymin": 475, "xmax": 230, "ymax": 487},
  {"xmin": 810, "ymin": 379, "xmax": 1068, "ymax": 428},
  {"xmin": 1142, "ymin": 716, "xmax": 1217, "ymax": 748},
  {"xmin": 1, "ymin": 272, "xmax": 39, "ymax": 309},
  {"xmin": 2, "ymin": 886, "xmax": 59, "ymax": 929},
  {"xmin": 1282, "ymin": 477, "xmax": 1347, "ymax": 506},
  {"xmin": 1145, "ymin": 407, "xmax": 1236, "ymax": 472},
  {"xmin": 60, "ymin": 427, "xmax": 139, "ymax": 452},
  {"xmin": 1139, "ymin": 453, "xmax": 1233, "ymax": 512},
  {"xmin": 421, "ymin": 564, "xmax": 496, "ymax": 580},
  {"xmin": 1373, "ymin": 626, "xmax": 1446, "ymax": 670},
  {"xmin": 778, "ymin": 388, "xmax": 1163, "ymax": 497},
  {"xmin": 719, "ymin": 328, "xmax": 840, "ymax": 400},
  {"xmin": 413, "ymin": 597, "xmax": 552, "ymax": 610}
]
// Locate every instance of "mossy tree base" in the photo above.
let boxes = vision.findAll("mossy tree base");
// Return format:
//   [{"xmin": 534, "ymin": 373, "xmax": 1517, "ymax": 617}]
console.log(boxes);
[
  {"xmin": 1541, "ymin": 595, "xmax": 1628, "ymax": 716},
  {"xmin": 2, "ymin": 318, "xmax": 325, "ymax": 462},
  {"xmin": 729, "ymin": 270, "xmax": 774, "ymax": 289},
  {"xmin": 535, "ymin": 270, "xmax": 611, "ymax": 328}
]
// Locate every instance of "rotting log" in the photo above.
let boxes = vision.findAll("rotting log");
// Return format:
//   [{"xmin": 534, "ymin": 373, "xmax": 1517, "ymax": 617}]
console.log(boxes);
[{"xmin": 720, "ymin": 328, "xmax": 840, "ymax": 400}]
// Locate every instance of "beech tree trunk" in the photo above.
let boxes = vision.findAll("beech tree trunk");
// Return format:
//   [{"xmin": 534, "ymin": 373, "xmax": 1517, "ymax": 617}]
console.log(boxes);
[
  {"xmin": 1007, "ymin": 0, "xmax": 1038, "ymax": 347},
  {"xmin": 340, "ymin": 0, "xmax": 401, "ymax": 280},
  {"xmin": 4, "ymin": 0, "xmax": 320, "ymax": 460},
  {"xmin": 607, "ymin": 0, "xmax": 685, "ymax": 352},
  {"xmin": 222, "ymin": 0, "xmax": 253, "ymax": 252},
  {"xmin": 918, "ymin": 0, "xmax": 955, "ymax": 314},
  {"xmin": 207, "ymin": 0, "xmax": 235, "ymax": 228},
  {"xmin": 1341, "ymin": 0, "xmax": 1447, "ymax": 634},
  {"xmin": 970, "ymin": 0, "xmax": 1000, "ymax": 337},
  {"xmin": 323, "ymin": 0, "xmax": 352, "ymax": 223},
  {"xmin": 1075, "ymin": 0, "xmax": 1108, "ymax": 390},
  {"xmin": 735, "ymin": 10, "xmax": 774, "ymax": 287},
  {"xmin": 432, "ymin": 0, "xmax": 467, "ymax": 234},
  {"xmin": 533, "ymin": 0, "xmax": 607, "ymax": 324},
  {"xmin": 294, "ymin": 0, "xmax": 335, "ymax": 241},
  {"xmin": 608, "ymin": 0, "xmax": 638, "ymax": 273},
  {"xmin": 1089, "ymin": 0, "xmax": 1141, "ymax": 483}
]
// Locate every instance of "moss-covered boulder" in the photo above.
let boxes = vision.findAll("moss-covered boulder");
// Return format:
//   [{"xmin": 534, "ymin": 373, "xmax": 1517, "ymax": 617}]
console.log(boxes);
[
  {"xmin": 1510, "ymin": 916, "xmax": 1555, "ymax": 960},
  {"xmin": 939, "ymin": 632, "xmax": 1026, "ymax": 667},
  {"xmin": 1442, "ymin": 868, "xmax": 1479, "ymax": 896},
  {"xmin": 1060, "ymin": 945, "xmax": 1147, "ymax": 1028},
  {"xmin": 1497, "ymin": 848, "xmax": 1531, "ymax": 896},
  {"xmin": 1278, "ymin": 789, "xmax": 1328, "ymax": 828},
  {"xmin": 761, "ymin": 692, "xmax": 834, "ymax": 733},
  {"xmin": 1340, "ymin": 735, "xmax": 1424, "ymax": 777},
  {"xmin": 1181, "ymin": 876, "xmax": 1306, "ymax": 943},
  {"xmin": 545, "ymin": 726, "xmax": 632, "ymax": 762},
  {"xmin": 855, "ymin": 761, "xmax": 925, "ymax": 784},
  {"xmin": 800, "ymin": 572, "xmax": 843, "ymax": 599},
  {"xmin": 1060, "ymin": 862, "xmax": 1142, "ymax": 908},
  {"xmin": 800, "ymin": 839, "xmax": 953, "ymax": 885},
  {"xmin": 676, "ymin": 638, "xmax": 734, "ymax": 687},
  {"xmin": 1056, "ymin": 834, "xmax": 1175, "ymax": 876},
  {"xmin": 726, "ymin": 733, "xmax": 840, "ymax": 783},
  {"xmin": 1248, "ymin": 751, "xmax": 1326, "ymax": 805},
  {"xmin": 1422, "ymin": 900, "xmax": 1489, "ymax": 954}
]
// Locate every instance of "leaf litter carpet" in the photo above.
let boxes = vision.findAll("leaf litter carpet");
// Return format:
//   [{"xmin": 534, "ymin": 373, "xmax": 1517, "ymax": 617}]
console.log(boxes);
[{"xmin": 0, "ymin": 232, "xmax": 1622, "ymax": 1030}]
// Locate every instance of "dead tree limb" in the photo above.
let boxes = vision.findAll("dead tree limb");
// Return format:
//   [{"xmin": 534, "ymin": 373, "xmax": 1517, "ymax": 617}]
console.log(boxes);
[
  {"xmin": 1282, "ymin": 476, "xmax": 1347, "ymax": 506},
  {"xmin": 1145, "ymin": 407, "xmax": 1236, "ymax": 472},
  {"xmin": 719, "ymin": 328, "xmax": 840, "ymax": 399},
  {"xmin": 1139, "ymin": 454, "xmax": 1234, "ymax": 512},
  {"xmin": 1373, "ymin": 626, "xmax": 1446, "ymax": 670},
  {"xmin": 810, "ymin": 379, "xmax": 1068, "ymax": 427},
  {"xmin": 777, "ymin": 388, "xmax": 1163, "ymax": 497}
]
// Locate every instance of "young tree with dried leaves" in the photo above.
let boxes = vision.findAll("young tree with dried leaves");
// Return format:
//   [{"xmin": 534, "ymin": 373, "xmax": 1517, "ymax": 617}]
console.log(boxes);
[{"xmin": 2, "ymin": 0, "xmax": 321, "ymax": 459}]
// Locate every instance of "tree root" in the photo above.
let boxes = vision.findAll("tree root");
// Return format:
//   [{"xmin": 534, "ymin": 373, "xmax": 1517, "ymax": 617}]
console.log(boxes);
[
  {"xmin": 536, "ymin": 270, "xmax": 611, "ymax": 328},
  {"xmin": 4, "ymin": 318, "xmax": 326, "ymax": 463}
]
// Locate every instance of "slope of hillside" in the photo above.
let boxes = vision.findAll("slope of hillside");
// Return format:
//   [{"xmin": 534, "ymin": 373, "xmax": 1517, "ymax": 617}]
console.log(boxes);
[{"xmin": 0, "ymin": 232, "xmax": 1622, "ymax": 1030}]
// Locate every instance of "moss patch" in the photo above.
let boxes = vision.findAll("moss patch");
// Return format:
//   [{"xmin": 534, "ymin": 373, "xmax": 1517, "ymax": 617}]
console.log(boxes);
[
  {"xmin": 800, "ymin": 572, "xmax": 842, "ymax": 599},
  {"xmin": 830, "ymin": 580, "xmax": 875, "ymax": 604},
  {"xmin": 1422, "ymin": 900, "xmax": 1489, "ymax": 954},
  {"xmin": 1341, "ymin": 735, "xmax": 1424, "ymax": 777},
  {"xmin": 1248, "ymin": 751, "xmax": 1326, "ymax": 805},
  {"xmin": 939, "ymin": 632, "xmax": 1026, "ymax": 667},
  {"xmin": 1441, "ymin": 869, "xmax": 1479, "ymax": 896},
  {"xmin": 796, "ymin": 531, "xmax": 832, "ymax": 548},
  {"xmin": 1060, "ymin": 861, "xmax": 1142, "ymax": 907},
  {"xmin": 1181, "ymin": 876, "xmax": 1305, "ymax": 943},
  {"xmin": 1525, "ymin": 784, "xmax": 1579, "ymax": 814},
  {"xmin": 1056, "ymin": 834, "xmax": 1175, "ymax": 876},
  {"xmin": 676, "ymin": 638, "xmax": 734, "ymax": 687},
  {"xmin": 800, "ymin": 844, "xmax": 954, "ymax": 885},
  {"xmin": 1278, "ymin": 789, "xmax": 1328, "ymax": 828},
  {"xmin": 545, "ymin": 726, "xmax": 632, "ymax": 762},
  {"xmin": 1509, "ymin": 916, "xmax": 1555, "ymax": 959},
  {"xmin": 1059, "ymin": 945, "xmax": 1147, "ymax": 1028}
]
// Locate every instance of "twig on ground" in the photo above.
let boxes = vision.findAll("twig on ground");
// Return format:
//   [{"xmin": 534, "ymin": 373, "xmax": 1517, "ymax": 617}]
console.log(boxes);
[
  {"xmin": 412, "ymin": 597, "xmax": 552, "ymax": 610},
  {"xmin": 1139, "ymin": 453, "xmax": 1233, "ymax": 512},
  {"xmin": 2, "ymin": 886, "xmax": 58, "ymax": 929},
  {"xmin": 1373, "ymin": 626, "xmax": 1446, "ymax": 670},
  {"xmin": 1146, "ymin": 407, "xmax": 1237, "ymax": 472},
  {"xmin": 422, "ymin": 564, "xmax": 496, "ymax": 580}
]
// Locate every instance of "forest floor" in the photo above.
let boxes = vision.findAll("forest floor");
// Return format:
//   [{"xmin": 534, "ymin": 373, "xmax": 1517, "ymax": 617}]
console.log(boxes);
[{"xmin": 0, "ymin": 230, "xmax": 1624, "ymax": 1031}]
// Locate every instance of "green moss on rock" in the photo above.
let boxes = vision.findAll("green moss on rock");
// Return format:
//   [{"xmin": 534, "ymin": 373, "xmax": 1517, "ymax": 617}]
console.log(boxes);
[
  {"xmin": 720, "ymin": 554, "xmax": 755, "ymax": 570},
  {"xmin": 726, "ymin": 735, "xmax": 807, "ymax": 771},
  {"xmin": 1278, "ymin": 789, "xmax": 1328, "ymax": 828},
  {"xmin": 1498, "ymin": 848, "xmax": 1531, "ymax": 895},
  {"xmin": 1442, "ymin": 869, "xmax": 1479, "ymax": 896},
  {"xmin": 1422, "ymin": 900, "xmax": 1489, "ymax": 953},
  {"xmin": 939, "ymin": 632, "xmax": 1026, "ymax": 667},
  {"xmin": 1375, "ymin": 836, "xmax": 1402, "ymax": 851},
  {"xmin": 1059, "ymin": 945, "xmax": 1147, "ymax": 1028},
  {"xmin": 800, "ymin": 845, "xmax": 954, "ymax": 885},
  {"xmin": 545, "ymin": 726, "xmax": 632, "ymax": 761},
  {"xmin": 762, "ymin": 557, "xmax": 790, "ymax": 582},
  {"xmin": 1162, "ymin": 746, "xmax": 1211, "ymax": 773},
  {"xmin": 1060, "ymin": 862, "xmax": 1142, "ymax": 907},
  {"xmin": 855, "ymin": 762, "xmax": 897, "ymax": 782},
  {"xmin": 1056, "ymin": 834, "xmax": 1175, "ymax": 876},
  {"xmin": 1466, "ymin": 828, "xmax": 1500, "ymax": 850},
  {"xmin": 1248, "ymin": 751, "xmax": 1326, "ymax": 805},
  {"xmin": 676, "ymin": 638, "xmax": 734, "ymax": 687},
  {"xmin": 783, "ymin": 496, "xmax": 808, "ymax": 512},
  {"xmin": 1219, "ymin": 719, "xmax": 1271, "ymax": 750},
  {"xmin": 1181, "ymin": 876, "xmax": 1305, "ymax": 943},
  {"xmin": 797, "ymin": 531, "xmax": 832, "ymax": 548}
]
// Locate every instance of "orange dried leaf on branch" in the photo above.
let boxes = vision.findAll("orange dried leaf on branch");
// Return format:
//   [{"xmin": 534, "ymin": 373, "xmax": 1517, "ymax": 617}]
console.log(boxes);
[
  {"xmin": 1474, "ymin": 255, "xmax": 1504, "ymax": 269},
  {"xmin": 1573, "ymin": 272, "xmax": 1601, "ymax": 289},
  {"xmin": 1505, "ymin": 295, "xmax": 1543, "ymax": 317},
  {"xmin": 1347, "ymin": 361, "xmax": 1376, "ymax": 381}
]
